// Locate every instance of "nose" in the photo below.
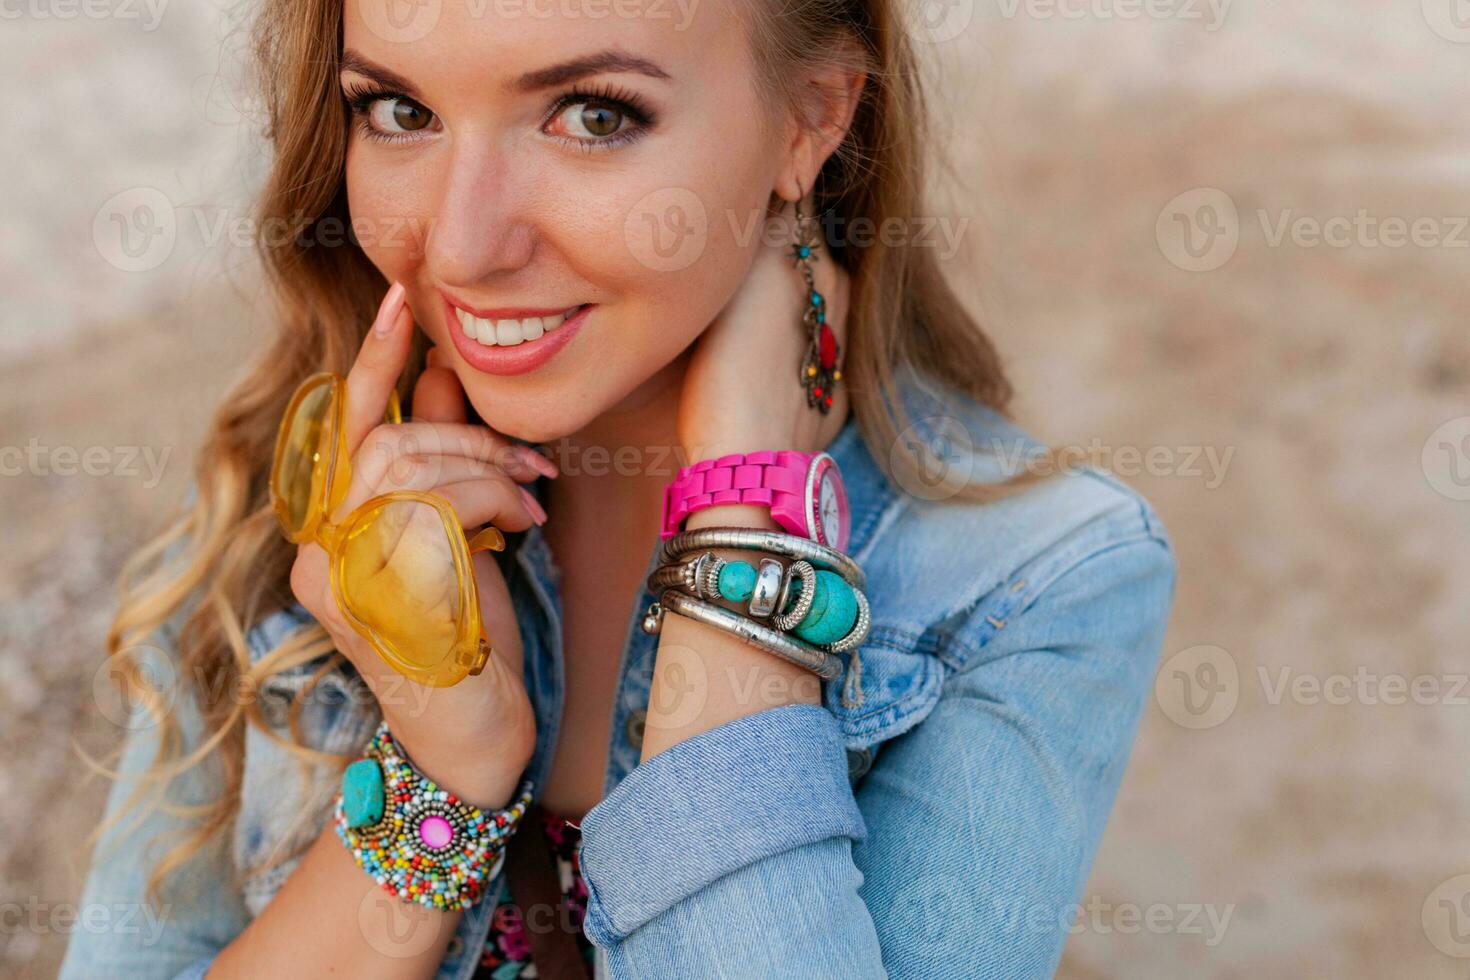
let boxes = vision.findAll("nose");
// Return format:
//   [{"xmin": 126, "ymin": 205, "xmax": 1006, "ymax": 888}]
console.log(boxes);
[{"xmin": 423, "ymin": 139, "xmax": 536, "ymax": 286}]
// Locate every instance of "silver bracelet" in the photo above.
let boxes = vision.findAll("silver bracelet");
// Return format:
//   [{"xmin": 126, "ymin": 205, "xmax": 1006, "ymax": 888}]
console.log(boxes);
[
  {"xmin": 643, "ymin": 590, "xmax": 846, "ymax": 680},
  {"xmin": 770, "ymin": 560, "xmax": 816, "ymax": 631},
  {"xmin": 648, "ymin": 553, "xmax": 869, "ymax": 652},
  {"xmin": 659, "ymin": 526, "xmax": 866, "ymax": 589}
]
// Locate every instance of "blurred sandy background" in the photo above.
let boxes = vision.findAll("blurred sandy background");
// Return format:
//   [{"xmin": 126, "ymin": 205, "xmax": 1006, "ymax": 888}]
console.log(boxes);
[{"xmin": 3, "ymin": 1, "xmax": 1468, "ymax": 976}]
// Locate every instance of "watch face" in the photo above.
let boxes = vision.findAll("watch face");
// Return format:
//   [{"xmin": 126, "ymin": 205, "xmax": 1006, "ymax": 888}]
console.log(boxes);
[
  {"xmin": 819, "ymin": 478, "xmax": 842, "ymax": 544},
  {"xmin": 805, "ymin": 453, "xmax": 849, "ymax": 550}
]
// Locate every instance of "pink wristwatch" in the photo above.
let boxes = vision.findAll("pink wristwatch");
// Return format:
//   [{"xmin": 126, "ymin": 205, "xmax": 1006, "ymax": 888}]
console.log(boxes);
[{"xmin": 661, "ymin": 451, "xmax": 851, "ymax": 551}]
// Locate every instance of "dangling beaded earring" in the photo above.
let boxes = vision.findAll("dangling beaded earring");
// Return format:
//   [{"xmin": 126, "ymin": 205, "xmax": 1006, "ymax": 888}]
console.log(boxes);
[{"xmin": 791, "ymin": 195, "xmax": 841, "ymax": 414}]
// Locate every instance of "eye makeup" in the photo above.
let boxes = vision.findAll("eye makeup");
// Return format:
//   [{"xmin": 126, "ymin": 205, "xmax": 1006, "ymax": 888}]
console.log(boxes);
[{"xmin": 340, "ymin": 77, "xmax": 657, "ymax": 151}]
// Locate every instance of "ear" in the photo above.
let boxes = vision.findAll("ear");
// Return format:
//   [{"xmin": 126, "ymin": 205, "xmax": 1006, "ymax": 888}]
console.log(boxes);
[{"xmin": 773, "ymin": 56, "xmax": 868, "ymax": 203}]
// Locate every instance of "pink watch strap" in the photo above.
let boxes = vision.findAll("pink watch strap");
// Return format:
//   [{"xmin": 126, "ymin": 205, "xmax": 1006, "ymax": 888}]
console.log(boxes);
[{"xmin": 661, "ymin": 451, "xmax": 813, "ymax": 540}]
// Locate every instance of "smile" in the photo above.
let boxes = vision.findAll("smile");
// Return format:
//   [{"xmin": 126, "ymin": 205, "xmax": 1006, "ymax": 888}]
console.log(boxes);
[
  {"xmin": 453, "ymin": 305, "xmax": 579, "ymax": 348},
  {"xmin": 440, "ymin": 292, "xmax": 593, "ymax": 377}
]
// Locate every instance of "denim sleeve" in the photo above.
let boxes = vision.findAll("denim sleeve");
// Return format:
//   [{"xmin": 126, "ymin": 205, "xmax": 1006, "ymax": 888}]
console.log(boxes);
[
  {"xmin": 578, "ymin": 702, "xmax": 886, "ymax": 978},
  {"xmin": 577, "ymin": 529, "xmax": 1175, "ymax": 979},
  {"xmin": 854, "ymin": 532, "xmax": 1177, "ymax": 977},
  {"xmin": 58, "ymin": 636, "xmax": 246, "ymax": 980}
]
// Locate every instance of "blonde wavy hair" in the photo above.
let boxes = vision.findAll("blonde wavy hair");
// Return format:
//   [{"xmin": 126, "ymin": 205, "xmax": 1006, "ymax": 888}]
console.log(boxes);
[{"xmin": 97, "ymin": 0, "xmax": 1058, "ymax": 905}]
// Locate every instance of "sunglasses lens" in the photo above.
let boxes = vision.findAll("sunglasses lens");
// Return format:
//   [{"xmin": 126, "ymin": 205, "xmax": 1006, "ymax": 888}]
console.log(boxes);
[
  {"xmin": 271, "ymin": 376, "xmax": 340, "ymax": 540},
  {"xmin": 336, "ymin": 497, "xmax": 469, "ymax": 681}
]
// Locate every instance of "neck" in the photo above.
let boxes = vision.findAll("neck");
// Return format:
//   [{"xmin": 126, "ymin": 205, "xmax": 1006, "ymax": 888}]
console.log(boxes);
[{"xmin": 541, "ymin": 349, "xmax": 690, "ymax": 542}]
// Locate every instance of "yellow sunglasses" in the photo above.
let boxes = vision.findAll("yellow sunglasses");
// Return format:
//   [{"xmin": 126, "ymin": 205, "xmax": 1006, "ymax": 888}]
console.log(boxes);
[{"xmin": 268, "ymin": 371, "xmax": 506, "ymax": 688}]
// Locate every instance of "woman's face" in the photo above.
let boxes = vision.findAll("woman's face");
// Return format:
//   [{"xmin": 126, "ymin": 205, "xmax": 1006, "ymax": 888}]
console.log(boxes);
[{"xmin": 341, "ymin": 0, "xmax": 790, "ymax": 443}]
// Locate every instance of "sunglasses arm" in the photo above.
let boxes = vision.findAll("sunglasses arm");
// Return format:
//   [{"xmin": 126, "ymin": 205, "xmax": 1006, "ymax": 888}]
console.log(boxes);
[{"xmin": 466, "ymin": 526, "xmax": 506, "ymax": 555}]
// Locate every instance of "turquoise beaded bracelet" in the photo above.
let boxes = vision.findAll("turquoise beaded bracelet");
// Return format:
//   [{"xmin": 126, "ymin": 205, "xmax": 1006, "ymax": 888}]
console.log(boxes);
[
  {"xmin": 333, "ymin": 721, "xmax": 534, "ymax": 912},
  {"xmin": 648, "ymin": 551, "xmax": 871, "ymax": 651}
]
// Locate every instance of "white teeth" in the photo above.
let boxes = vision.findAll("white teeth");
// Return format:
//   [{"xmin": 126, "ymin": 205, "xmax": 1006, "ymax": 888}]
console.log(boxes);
[
  {"xmin": 496, "ymin": 320, "xmax": 522, "ymax": 346},
  {"xmin": 454, "ymin": 306, "xmax": 576, "ymax": 348}
]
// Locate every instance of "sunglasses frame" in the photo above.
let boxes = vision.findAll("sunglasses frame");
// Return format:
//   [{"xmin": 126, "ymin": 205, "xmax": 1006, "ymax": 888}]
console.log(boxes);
[{"xmin": 268, "ymin": 371, "xmax": 506, "ymax": 687}]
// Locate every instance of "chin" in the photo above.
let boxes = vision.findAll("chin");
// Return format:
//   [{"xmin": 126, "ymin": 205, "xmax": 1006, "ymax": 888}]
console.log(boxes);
[{"xmin": 465, "ymin": 386, "xmax": 604, "ymax": 447}]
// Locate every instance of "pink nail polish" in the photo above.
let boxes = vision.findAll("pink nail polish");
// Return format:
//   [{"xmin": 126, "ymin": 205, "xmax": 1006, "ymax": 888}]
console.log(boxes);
[
  {"xmin": 375, "ymin": 282, "xmax": 406, "ymax": 336},
  {"xmin": 516, "ymin": 445, "xmax": 559, "ymax": 478},
  {"xmin": 519, "ymin": 486, "xmax": 548, "ymax": 525}
]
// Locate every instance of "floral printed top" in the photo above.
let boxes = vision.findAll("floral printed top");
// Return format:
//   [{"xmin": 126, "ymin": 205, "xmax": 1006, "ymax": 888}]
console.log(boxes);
[{"xmin": 475, "ymin": 807, "xmax": 596, "ymax": 978}]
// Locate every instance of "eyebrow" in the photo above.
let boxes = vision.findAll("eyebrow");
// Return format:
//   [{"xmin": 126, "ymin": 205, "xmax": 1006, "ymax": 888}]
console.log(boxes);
[
  {"xmin": 511, "ymin": 49, "xmax": 670, "ymax": 91},
  {"xmin": 340, "ymin": 51, "xmax": 421, "ymax": 97},
  {"xmin": 338, "ymin": 48, "xmax": 670, "ymax": 98}
]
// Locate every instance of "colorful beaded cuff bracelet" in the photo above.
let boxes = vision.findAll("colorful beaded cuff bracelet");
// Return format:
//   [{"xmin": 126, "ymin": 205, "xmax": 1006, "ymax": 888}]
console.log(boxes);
[{"xmin": 333, "ymin": 721, "xmax": 535, "ymax": 912}]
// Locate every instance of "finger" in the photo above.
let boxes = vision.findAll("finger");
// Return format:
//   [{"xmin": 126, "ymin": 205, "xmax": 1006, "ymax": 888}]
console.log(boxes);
[
  {"xmin": 342, "ymin": 282, "xmax": 414, "ymax": 456},
  {"xmin": 431, "ymin": 478, "xmax": 542, "ymax": 533},
  {"xmin": 412, "ymin": 358, "xmax": 468, "ymax": 425},
  {"xmin": 356, "ymin": 452, "xmax": 533, "ymax": 497},
  {"xmin": 359, "ymin": 422, "xmax": 557, "ymax": 485},
  {"xmin": 370, "ymin": 478, "xmax": 542, "ymax": 586}
]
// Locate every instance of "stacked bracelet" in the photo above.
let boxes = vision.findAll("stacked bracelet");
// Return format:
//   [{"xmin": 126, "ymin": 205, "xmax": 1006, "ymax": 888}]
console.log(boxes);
[
  {"xmin": 643, "ymin": 526, "xmax": 872, "ymax": 704},
  {"xmin": 648, "ymin": 551, "xmax": 870, "ymax": 653},
  {"xmin": 658, "ymin": 526, "xmax": 866, "ymax": 588},
  {"xmin": 333, "ymin": 721, "xmax": 535, "ymax": 912}
]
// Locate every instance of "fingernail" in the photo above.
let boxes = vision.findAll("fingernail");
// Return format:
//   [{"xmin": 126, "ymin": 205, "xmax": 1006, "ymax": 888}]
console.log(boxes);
[
  {"xmin": 519, "ymin": 486, "xmax": 548, "ymax": 525},
  {"xmin": 375, "ymin": 282, "xmax": 407, "ymax": 336},
  {"xmin": 515, "ymin": 444, "xmax": 559, "ymax": 478}
]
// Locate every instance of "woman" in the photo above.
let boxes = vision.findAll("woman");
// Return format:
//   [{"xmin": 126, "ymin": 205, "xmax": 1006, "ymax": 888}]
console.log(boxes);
[{"xmin": 63, "ymin": 0, "xmax": 1177, "ymax": 977}]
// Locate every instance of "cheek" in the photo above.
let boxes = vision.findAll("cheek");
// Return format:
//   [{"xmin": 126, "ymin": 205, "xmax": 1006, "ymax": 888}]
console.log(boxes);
[
  {"xmin": 344, "ymin": 146, "xmax": 434, "ymax": 279},
  {"xmin": 563, "ymin": 128, "xmax": 777, "ymax": 365}
]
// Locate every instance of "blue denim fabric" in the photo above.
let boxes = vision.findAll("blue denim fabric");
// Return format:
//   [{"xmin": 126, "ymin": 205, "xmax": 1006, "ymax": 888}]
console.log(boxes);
[{"xmin": 61, "ymin": 367, "xmax": 1176, "ymax": 979}]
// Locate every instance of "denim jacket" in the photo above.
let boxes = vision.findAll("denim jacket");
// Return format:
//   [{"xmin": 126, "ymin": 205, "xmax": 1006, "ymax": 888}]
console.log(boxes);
[{"xmin": 62, "ymin": 368, "xmax": 1177, "ymax": 979}]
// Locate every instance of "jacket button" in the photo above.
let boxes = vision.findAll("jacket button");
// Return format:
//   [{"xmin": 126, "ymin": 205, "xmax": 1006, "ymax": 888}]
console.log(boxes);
[
  {"xmin": 445, "ymin": 935, "xmax": 464, "ymax": 959},
  {"xmin": 625, "ymin": 708, "xmax": 647, "ymax": 750},
  {"xmin": 846, "ymin": 747, "xmax": 872, "ymax": 782}
]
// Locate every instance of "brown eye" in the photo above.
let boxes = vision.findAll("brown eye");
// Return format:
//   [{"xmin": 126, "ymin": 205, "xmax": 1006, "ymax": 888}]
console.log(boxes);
[
  {"xmin": 553, "ymin": 100, "xmax": 626, "ymax": 140},
  {"xmin": 366, "ymin": 97, "xmax": 436, "ymax": 136},
  {"xmin": 579, "ymin": 102, "xmax": 622, "ymax": 137},
  {"xmin": 393, "ymin": 100, "xmax": 432, "ymax": 131}
]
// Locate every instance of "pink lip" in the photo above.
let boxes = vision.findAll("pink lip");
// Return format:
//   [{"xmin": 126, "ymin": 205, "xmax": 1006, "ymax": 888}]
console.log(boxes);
[{"xmin": 442, "ymin": 293, "xmax": 591, "ymax": 377}]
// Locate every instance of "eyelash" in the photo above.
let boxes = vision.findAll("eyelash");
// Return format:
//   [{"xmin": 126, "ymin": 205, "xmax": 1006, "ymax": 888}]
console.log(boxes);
[{"xmin": 342, "ymin": 81, "xmax": 655, "ymax": 151}]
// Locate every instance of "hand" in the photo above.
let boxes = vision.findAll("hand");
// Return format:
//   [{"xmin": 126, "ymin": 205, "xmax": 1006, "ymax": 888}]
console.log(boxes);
[
  {"xmin": 677, "ymin": 196, "xmax": 851, "ymax": 462},
  {"xmin": 287, "ymin": 283, "xmax": 556, "ymax": 809}
]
